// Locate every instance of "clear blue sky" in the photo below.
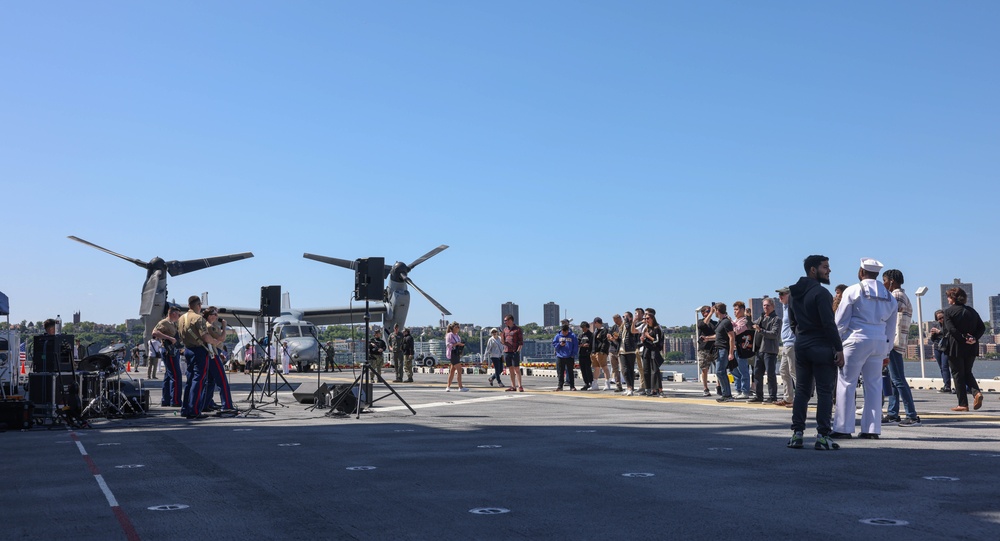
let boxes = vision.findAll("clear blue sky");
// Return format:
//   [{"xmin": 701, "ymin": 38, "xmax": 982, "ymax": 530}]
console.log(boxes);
[{"xmin": 2, "ymin": 1, "xmax": 997, "ymax": 329}]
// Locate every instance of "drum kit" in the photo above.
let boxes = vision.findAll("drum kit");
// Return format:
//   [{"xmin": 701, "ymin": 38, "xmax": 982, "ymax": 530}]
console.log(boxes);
[{"xmin": 77, "ymin": 343, "xmax": 145, "ymax": 418}]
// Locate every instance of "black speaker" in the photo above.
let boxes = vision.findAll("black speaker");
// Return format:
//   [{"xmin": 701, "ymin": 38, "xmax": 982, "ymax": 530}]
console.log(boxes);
[
  {"xmin": 260, "ymin": 285, "xmax": 281, "ymax": 317},
  {"xmin": 354, "ymin": 258, "xmax": 384, "ymax": 301},
  {"xmin": 0, "ymin": 400, "xmax": 34, "ymax": 430},
  {"xmin": 32, "ymin": 335, "xmax": 74, "ymax": 373},
  {"xmin": 28, "ymin": 373, "xmax": 76, "ymax": 408},
  {"xmin": 293, "ymin": 382, "xmax": 329, "ymax": 405},
  {"xmin": 329, "ymin": 383, "xmax": 360, "ymax": 413}
]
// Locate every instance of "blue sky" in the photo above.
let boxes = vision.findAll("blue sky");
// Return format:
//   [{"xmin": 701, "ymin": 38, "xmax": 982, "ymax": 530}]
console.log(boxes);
[{"xmin": 2, "ymin": 1, "xmax": 997, "ymax": 329}]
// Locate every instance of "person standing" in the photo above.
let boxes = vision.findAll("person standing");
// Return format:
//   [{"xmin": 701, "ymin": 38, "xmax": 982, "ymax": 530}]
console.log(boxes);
[
  {"xmin": 775, "ymin": 288, "xmax": 796, "ymax": 408},
  {"xmin": 928, "ymin": 310, "xmax": 952, "ymax": 393},
  {"xmin": 713, "ymin": 303, "xmax": 736, "ymax": 402},
  {"xmin": 633, "ymin": 308, "xmax": 647, "ymax": 394},
  {"xmin": 388, "ymin": 324, "xmax": 405, "ymax": 383},
  {"xmin": 444, "ymin": 323, "xmax": 468, "ymax": 392},
  {"xmin": 619, "ymin": 311, "xmax": 639, "ymax": 396},
  {"xmin": 323, "ymin": 341, "xmax": 336, "ymax": 372},
  {"xmin": 401, "ymin": 328, "xmax": 415, "ymax": 383},
  {"xmin": 147, "ymin": 337, "xmax": 161, "ymax": 379},
  {"xmin": 152, "ymin": 307, "xmax": 183, "ymax": 407},
  {"xmin": 552, "ymin": 324, "xmax": 578, "ymax": 391},
  {"xmin": 484, "ymin": 328, "xmax": 506, "ymax": 388},
  {"xmin": 608, "ymin": 314, "xmax": 624, "ymax": 392},
  {"xmin": 787, "ymin": 255, "xmax": 845, "ymax": 450},
  {"xmin": 367, "ymin": 330, "xmax": 386, "ymax": 376},
  {"xmin": 829, "ymin": 259, "xmax": 898, "ymax": 440},
  {"xmin": 751, "ymin": 298, "xmax": 781, "ymax": 403},
  {"xmin": 941, "ymin": 287, "xmax": 986, "ymax": 411},
  {"xmin": 501, "ymin": 315, "xmax": 524, "ymax": 392},
  {"xmin": 577, "ymin": 322, "xmax": 594, "ymax": 390},
  {"xmin": 178, "ymin": 296, "xmax": 223, "ymax": 420},
  {"xmin": 731, "ymin": 302, "xmax": 754, "ymax": 399},
  {"xmin": 881, "ymin": 269, "xmax": 921, "ymax": 426},
  {"xmin": 696, "ymin": 306, "xmax": 717, "ymax": 397},
  {"xmin": 641, "ymin": 309, "xmax": 664, "ymax": 397},
  {"xmin": 201, "ymin": 307, "xmax": 235, "ymax": 414},
  {"xmin": 591, "ymin": 317, "xmax": 612, "ymax": 391}
]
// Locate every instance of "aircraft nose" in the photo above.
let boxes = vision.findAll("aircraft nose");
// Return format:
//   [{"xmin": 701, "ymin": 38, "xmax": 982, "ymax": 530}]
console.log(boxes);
[{"xmin": 287, "ymin": 339, "xmax": 318, "ymax": 360}]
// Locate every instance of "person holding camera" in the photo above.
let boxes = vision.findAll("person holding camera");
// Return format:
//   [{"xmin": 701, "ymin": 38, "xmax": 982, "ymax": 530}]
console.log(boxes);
[{"xmin": 552, "ymin": 323, "xmax": 579, "ymax": 391}]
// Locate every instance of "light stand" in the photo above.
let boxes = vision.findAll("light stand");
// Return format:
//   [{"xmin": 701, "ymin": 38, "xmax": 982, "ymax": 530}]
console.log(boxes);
[
  {"xmin": 915, "ymin": 286, "xmax": 928, "ymax": 378},
  {"xmin": 231, "ymin": 311, "xmax": 275, "ymax": 417},
  {"xmin": 327, "ymin": 257, "xmax": 415, "ymax": 418}
]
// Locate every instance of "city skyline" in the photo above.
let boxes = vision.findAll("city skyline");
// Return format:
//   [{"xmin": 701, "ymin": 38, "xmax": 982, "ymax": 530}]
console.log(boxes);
[{"xmin": 2, "ymin": 3, "xmax": 998, "ymax": 331}]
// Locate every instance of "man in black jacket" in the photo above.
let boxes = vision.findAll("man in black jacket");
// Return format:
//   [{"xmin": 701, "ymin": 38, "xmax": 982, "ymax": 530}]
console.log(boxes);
[{"xmin": 787, "ymin": 255, "xmax": 844, "ymax": 450}]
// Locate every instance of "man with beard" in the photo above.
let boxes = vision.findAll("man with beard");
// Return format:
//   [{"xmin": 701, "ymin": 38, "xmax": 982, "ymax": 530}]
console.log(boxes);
[{"xmin": 787, "ymin": 255, "xmax": 845, "ymax": 450}]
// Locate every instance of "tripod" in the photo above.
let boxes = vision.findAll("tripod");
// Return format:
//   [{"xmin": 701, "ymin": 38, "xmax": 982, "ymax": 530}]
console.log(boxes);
[
  {"xmin": 327, "ymin": 299, "xmax": 415, "ymax": 418},
  {"xmin": 230, "ymin": 311, "xmax": 276, "ymax": 417}
]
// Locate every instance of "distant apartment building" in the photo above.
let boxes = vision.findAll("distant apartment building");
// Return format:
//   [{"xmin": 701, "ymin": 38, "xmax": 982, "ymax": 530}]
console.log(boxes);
[
  {"xmin": 73, "ymin": 311, "xmax": 81, "ymax": 325},
  {"xmin": 989, "ymin": 295, "xmax": 1000, "ymax": 333},
  {"xmin": 940, "ymin": 278, "xmax": 974, "ymax": 310},
  {"xmin": 665, "ymin": 336, "xmax": 696, "ymax": 360},
  {"xmin": 543, "ymin": 302, "xmax": 560, "ymax": 327},
  {"xmin": 501, "ymin": 302, "xmax": 519, "ymax": 326},
  {"xmin": 522, "ymin": 339, "xmax": 555, "ymax": 359}
]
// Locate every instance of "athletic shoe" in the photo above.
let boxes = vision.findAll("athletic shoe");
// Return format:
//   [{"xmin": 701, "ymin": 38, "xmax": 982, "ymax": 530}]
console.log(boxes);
[
  {"xmin": 881, "ymin": 415, "xmax": 901, "ymax": 423},
  {"xmin": 787, "ymin": 431, "xmax": 803, "ymax": 449},
  {"xmin": 973, "ymin": 392, "xmax": 983, "ymax": 410},
  {"xmin": 459, "ymin": 387, "xmax": 469, "ymax": 392},
  {"xmin": 703, "ymin": 389, "xmax": 711, "ymax": 397},
  {"xmin": 763, "ymin": 398, "xmax": 775, "ymax": 404},
  {"xmin": 829, "ymin": 432, "xmax": 853, "ymax": 439},
  {"xmin": 898, "ymin": 417, "xmax": 921, "ymax": 427},
  {"xmin": 748, "ymin": 397, "xmax": 763, "ymax": 403},
  {"xmin": 734, "ymin": 393, "xmax": 749, "ymax": 400},
  {"xmin": 622, "ymin": 390, "xmax": 633, "ymax": 396},
  {"xmin": 603, "ymin": 383, "xmax": 611, "ymax": 391},
  {"xmin": 716, "ymin": 396, "xmax": 734, "ymax": 403},
  {"xmin": 615, "ymin": 384, "xmax": 623, "ymax": 392},
  {"xmin": 814, "ymin": 434, "xmax": 841, "ymax": 450},
  {"xmin": 858, "ymin": 433, "xmax": 879, "ymax": 440},
  {"xmin": 937, "ymin": 388, "xmax": 952, "ymax": 393},
  {"xmin": 488, "ymin": 376, "xmax": 495, "ymax": 387},
  {"xmin": 445, "ymin": 387, "xmax": 451, "ymax": 392}
]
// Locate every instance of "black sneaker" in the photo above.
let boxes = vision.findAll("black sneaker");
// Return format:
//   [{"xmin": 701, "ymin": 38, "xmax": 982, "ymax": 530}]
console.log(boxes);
[
  {"xmin": 937, "ymin": 388, "xmax": 952, "ymax": 393},
  {"xmin": 787, "ymin": 431, "xmax": 804, "ymax": 449},
  {"xmin": 716, "ymin": 396, "xmax": 735, "ymax": 403},
  {"xmin": 748, "ymin": 397, "xmax": 763, "ymax": 403},
  {"xmin": 829, "ymin": 432, "xmax": 853, "ymax": 439},
  {"xmin": 814, "ymin": 434, "xmax": 841, "ymax": 450},
  {"xmin": 898, "ymin": 417, "xmax": 921, "ymax": 427},
  {"xmin": 881, "ymin": 415, "xmax": 901, "ymax": 423},
  {"xmin": 858, "ymin": 433, "xmax": 879, "ymax": 439}
]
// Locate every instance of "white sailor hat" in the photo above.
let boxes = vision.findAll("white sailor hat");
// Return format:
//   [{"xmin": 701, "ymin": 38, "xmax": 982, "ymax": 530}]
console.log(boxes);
[{"xmin": 860, "ymin": 258, "xmax": 883, "ymax": 273}]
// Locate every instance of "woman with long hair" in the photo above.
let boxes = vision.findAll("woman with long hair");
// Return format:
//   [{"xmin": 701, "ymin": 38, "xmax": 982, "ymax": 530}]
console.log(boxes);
[
  {"xmin": 619, "ymin": 311, "xmax": 639, "ymax": 396},
  {"xmin": 641, "ymin": 309, "xmax": 664, "ymax": 397},
  {"xmin": 928, "ymin": 309, "xmax": 952, "ymax": 393},
  {"xmin": 445, "ymin": 322, "xmax": 468, "ymax": 392},
  {"xmin": 940, "ymin": 287, "xmax": 985, "ymax": 411}
]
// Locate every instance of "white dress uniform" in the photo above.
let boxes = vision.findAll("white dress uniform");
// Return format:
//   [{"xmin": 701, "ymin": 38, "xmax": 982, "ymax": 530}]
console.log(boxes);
[{"xmin": 833, "ymin": 272, "xmax": 898, "ymax": 435}]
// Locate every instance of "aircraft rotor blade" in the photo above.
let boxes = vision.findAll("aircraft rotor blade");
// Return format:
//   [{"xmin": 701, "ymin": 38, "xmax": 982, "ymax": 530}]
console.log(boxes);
[
  {"xmin": 166, "ymin": 252, "xmax": 254, "ymax": 277},
  {"xmin": 67, "ymin": 236, "xmax": 148, "ymax": 269},
  {"xmin": 139, "ymin": 272, "xmax": 160, "ymax": 316},
  {"xmin": 405, "ymin": 277, "xmax": 451, "ymax": 316},
  {"xmin": 303, "ymin": 253, "xmax": 359, "ymax": 271},
  {"xmin": 408, "ymin": 245, "xmax": 449, "ymax": 271}
]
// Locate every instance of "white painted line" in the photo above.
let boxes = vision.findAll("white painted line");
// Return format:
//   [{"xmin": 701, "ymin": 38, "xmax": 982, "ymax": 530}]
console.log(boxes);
[
  {"xmin": 94, "ymin": 474, "xmax": 120, "ymax": 507},
  {"xmin": 75, "ymin": 441, "xmax": 88, "ymax": 456},
  {"xmin": 469, "ymin": 507, "xmax": 510, "ymax": 515},
  {"xmin": 377, "ymin": 394, "xmax": 528, "ymax": 412}
]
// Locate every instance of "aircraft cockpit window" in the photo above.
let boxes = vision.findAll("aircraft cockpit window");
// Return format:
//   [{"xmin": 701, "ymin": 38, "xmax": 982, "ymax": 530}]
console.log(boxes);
[
  {"xmin": 302, "ymin": 325, "xmax": 316, "ymax": 336},
  {"xmin": 279, "ymin": 326, "xmax": 302, "ymax": 339}
]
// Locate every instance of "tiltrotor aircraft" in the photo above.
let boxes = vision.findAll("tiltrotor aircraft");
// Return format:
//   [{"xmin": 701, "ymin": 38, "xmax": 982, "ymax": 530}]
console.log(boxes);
[{"xmin": 67, "ymin": 236, "xmax": 254, "ymax": 345}]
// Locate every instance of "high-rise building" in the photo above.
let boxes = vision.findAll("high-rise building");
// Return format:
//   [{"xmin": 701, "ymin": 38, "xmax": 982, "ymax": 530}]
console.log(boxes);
[
  {"xmin": 940, "ymin": 278, "xmax": 974, "ymax": 310},
  {"xmin": 989, "ymin": 295, "xmax": 1000, "ymax": 333},
  {"xmin": 501, "ymin": 302, "xmax": 519, "ymax": 325},
  {"xmin": 73, "ymin": 311, "xmax": 81, "ymax": 324},
  {"xmin": 543, "ymin": 302, "xmax": 560, "ymax": 327}
]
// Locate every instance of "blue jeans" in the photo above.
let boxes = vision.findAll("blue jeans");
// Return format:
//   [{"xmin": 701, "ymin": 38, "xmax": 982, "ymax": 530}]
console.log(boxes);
[
  {"xmin": 935, "ymin": 349, "xmax": 951, "ymax": 389},
  {"xmin": 733, "ymin": 356, "xmax": 751, "ymax": 394},
  {"xmin": 886, "ymin": 350, "xmax": 918, "ymax": 420},
  {"xmin": 715, "ymin": 350, "xmax": 732, "ymax": 397}
]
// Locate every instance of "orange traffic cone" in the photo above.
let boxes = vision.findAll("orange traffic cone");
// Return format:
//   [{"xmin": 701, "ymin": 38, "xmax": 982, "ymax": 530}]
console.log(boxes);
[
  {"xmin": 20, "ymin": 359, "xmax": 26, "ymax": 374},
  {"xmin": 127, "ymin": 359, "xmax": 132, "ymax": 372}
]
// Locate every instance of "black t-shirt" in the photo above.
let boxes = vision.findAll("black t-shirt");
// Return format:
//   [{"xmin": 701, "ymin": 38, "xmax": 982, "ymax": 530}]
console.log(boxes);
[
  {"xmin": 578, "ymin": 330, "xmax": 593, "ymax": 359},
  {"xmin": 735, "ymin": 327, "xmax": 755, "ymax": 359},
  {"xmin": 697, "ymin": 319, "xmax": 717, "ymax": 351},
  {"xmin": 715, "ymin": 317, "xmax": 733, "ymax": 351}
]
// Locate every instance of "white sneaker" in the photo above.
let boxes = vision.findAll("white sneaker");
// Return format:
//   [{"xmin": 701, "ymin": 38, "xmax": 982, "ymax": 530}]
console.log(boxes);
[
  {"xmin": 459, "ymin": 387, "xmax": 469, "ymax": 392},
  {"xmin": 603, "ymin": 383, "xmax": 611, "ymax": 391},
  {"xmin": 623, "ymin": 389, "xmax": 633, "ymax": 396},
  {"xmin": 445, "ymin": 387, "xmax": 451, "ymax": 392}
]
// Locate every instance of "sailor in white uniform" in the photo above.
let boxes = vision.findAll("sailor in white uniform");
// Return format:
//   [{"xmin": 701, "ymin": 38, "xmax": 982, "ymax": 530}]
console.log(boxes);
[{"xmin": 831, "ymin": 258, "xmax": 898, "ymax": 439}]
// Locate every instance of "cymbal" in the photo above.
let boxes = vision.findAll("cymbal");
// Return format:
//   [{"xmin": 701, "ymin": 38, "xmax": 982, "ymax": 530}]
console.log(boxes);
[{"xmin": 98, "ymin": 344, "xmax": 126, "ymax": 355}]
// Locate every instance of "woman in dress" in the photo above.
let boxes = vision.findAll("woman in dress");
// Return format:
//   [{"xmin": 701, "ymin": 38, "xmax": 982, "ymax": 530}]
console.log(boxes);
[{"xmin": 940, "ymin": 287, "xmax": 985, "ymax": 411}]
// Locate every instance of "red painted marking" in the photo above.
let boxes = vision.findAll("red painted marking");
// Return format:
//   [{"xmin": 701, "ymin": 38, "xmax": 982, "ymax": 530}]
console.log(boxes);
[{"xmin": 69, "ymin": 431, "xmax": 143, "ymax": 541}]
